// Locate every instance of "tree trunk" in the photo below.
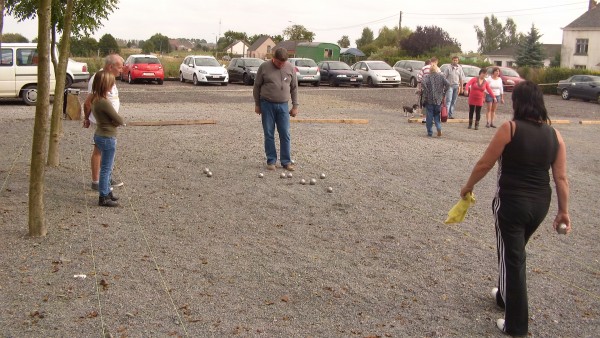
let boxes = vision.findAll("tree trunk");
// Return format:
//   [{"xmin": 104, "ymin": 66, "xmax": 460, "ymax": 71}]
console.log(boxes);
[
  {"xmin": 47, "ymin": 0, "xmax": 75, "ymax": 167},
  {"xmin": 0, "ymin": 0, "xmax": 5, "ymax": 45},
  {"xmin": 29, "ymin": 0, "xmax": 52, "ymax": 237}
]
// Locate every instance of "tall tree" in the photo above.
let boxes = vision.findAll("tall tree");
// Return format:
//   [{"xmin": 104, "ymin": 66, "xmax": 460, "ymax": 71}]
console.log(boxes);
[
  {"xmin": 400, "ymin": 25, "xmax": 461, "ymax": 57},
  {"xmin": 0, "ymin": 0, "xmax": 5, "ymax": 45},
  {"xmin": 373, "ymin": 26, "xmax": 400, "ymax": 48},
  {"xmin": 355, "ymin": 27, "xmax": 374, "ymax": 49},
  {"xmin": 337, "ymin": 35, "xmax": 350, "ymax": 48},
  {"xmin": 70, "ymin": 36, "xmax": 98, "ymax": 56},
  {"xmin": 47, "ymin": 0, "xmax": 74, "ymax": 167},
  {"xmin": 283, "ymin": 24, "xmax": 315, "ymax": 42},
  {"xmin": 475, "ymin": 15, "xmax": 522, "ymax": 54},
  {"xmin": 98, "ymin": 33, "xmax": 120, "ymax": 56},
  {"xmin": 29, "ymin": 0, "xmax": 52, "ymax": 237},
  {"xmin": 515, "ymin": 24, "xmax": 544, "ymax": 68},
  {"xmin": 147, "ymin": 33, "xmax": 169, "ymax": 54},
  {"xmin": 218, "ymin": 30, "xmax": 248, "ymax": 50}
]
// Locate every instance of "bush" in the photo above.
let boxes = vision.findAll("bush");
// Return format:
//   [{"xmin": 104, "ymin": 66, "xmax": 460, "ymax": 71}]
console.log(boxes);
[{"xmin": 516, "ymin": 67, "xmax": 600, "ymax": 95}]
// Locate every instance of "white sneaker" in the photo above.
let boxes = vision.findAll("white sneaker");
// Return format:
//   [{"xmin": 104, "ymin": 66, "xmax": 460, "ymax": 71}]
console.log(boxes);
[
  {"xmin": 496, "ymin": 318, "xmax": 505, "ymax": 332},
  {"xmin": 492, "ymin": 287, "xmax": 499, "ymax": 299}
]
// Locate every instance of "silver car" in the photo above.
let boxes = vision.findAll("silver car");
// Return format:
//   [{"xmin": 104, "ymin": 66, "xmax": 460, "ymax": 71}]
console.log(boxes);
[
  {"xmin": 288, "ymin": 58, "xmax": 320, "ymax": 86},
  {"xmin": 351, "ymin": 60, "xmax": 401, "ymax": 87},
  {"xmin": 393, "ymin": 60, "xmax": 425, "ymax": 88},
  {"xmin": 440, "ymin": 63, "xmax": 481, "ymax": 95}
]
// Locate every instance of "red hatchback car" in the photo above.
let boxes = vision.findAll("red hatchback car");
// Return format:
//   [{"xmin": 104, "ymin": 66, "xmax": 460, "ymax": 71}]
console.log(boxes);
[
  {"xmin": 121, "ymin": 54, "xmax": 164, "ymax": 85},
  {"xmin": 486, "ymin": 66, "xmax": 524, "ymax": 92}
]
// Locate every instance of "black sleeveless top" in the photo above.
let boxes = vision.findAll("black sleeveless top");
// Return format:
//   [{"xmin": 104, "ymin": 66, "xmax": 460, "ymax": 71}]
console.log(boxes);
[{"xmin": 497, "ymin": 120, "xmax": 559, "ymax": 198}]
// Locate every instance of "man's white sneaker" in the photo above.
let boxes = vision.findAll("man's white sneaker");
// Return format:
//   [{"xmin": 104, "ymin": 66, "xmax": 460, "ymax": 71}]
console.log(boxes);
[{"xmin": 492, "ymin": 287, "xmax": 499, "ymax": 299}]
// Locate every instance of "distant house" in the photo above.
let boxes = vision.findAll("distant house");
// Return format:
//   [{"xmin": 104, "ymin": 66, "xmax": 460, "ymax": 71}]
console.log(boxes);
[
  {"xmin": 295, "ymin": 42, "xmax": 340, "ymax": 63},
  {"xmin": 169, "ymin": 39, "xmax": 194, "ymax": 52},
  {"xmin": 248, "ymin": 36, "xmax": 276, "ymax": 59},
  {"xmin": 274, "ymin": 40, "xmax": 301, "ymax": 57},
  {"xmin": 225, "ymin": 40, "xmax": 250, "ymax": 56},
  {"xmin": 484, "ymin": 44, "xmax": 561, "ymax": 68},
  {"xmin": 560, "ymin": 0, "xmax": 600, "ymax": 70}
]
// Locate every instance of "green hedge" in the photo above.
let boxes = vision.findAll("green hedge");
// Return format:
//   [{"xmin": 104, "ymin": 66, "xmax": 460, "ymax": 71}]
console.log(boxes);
[{"xmin": 516, "ymin": 67, "xmax": 600, "ymax": 95}]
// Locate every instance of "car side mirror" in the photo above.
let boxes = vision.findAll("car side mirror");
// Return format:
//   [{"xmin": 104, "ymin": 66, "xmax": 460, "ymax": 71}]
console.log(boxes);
[
  {"xmin": 188, "ymin": 63, "xmax": 194, "ymax": 67},
  {"xmin": 408, "ymin": 67, "xmax": 413, "ymax": 72}
]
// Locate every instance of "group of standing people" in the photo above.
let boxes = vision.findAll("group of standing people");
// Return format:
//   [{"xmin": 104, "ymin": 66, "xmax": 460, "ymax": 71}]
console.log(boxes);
[{"xmin": 417, "ymin": 56, "xmax": 507, "ymax": 135}]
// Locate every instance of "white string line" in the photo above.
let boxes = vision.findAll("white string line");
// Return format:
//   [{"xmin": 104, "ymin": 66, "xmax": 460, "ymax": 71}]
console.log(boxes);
[
  {"xmin": 0, "ymin": 139, "xmax": 26, "ymax": 196},
  {"xmin": 77, "ymin": 128, "xmax": 108, "ymax": 336},
  {"xmin": 117, "ymin": 171, "xmax": 189, "ymax": 336}
]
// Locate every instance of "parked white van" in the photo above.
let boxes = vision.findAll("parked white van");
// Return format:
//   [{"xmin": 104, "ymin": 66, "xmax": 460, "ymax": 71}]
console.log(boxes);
[
  {"xmin": 0, "ymin": 43, "xmax": 89, "ymax": 106},
  {"xmin": 0, "ymin": 43, "xmax": 57, "ymax": 105}
]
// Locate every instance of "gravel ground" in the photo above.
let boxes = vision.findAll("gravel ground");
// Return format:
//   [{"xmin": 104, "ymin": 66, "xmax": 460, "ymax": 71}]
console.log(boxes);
[{"xmin": 0, "ymin": 82, "xmax": 599, "ymax": 337}]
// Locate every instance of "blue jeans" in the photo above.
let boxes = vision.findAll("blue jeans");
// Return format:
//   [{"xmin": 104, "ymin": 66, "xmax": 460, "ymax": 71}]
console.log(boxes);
[
  {"xmin": 445, "ymin": 84, "xmax": 459, "ymax": 117},
  {"xmin": 94, "ymin": 135, "xmax": 116, "ymax": 197},
  {"xmin": 260, "ymin": 99, "xmax": 291, "ymax": 166},
  {"xmin": 425, "ymin": 104, "xmax": 442, "ymax": 136}
]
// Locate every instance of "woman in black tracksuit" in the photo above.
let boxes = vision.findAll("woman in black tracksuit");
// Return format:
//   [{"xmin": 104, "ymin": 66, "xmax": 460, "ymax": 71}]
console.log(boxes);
[{"xmin": 460, "ymin": 81, "xmax": 570, "ymax": 336}]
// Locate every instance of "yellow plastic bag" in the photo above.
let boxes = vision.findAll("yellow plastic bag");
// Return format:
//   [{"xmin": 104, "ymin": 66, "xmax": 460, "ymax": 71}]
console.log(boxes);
[{"xmin": 445, "ymin": 192, "xmax": 476, "ymax": 224}]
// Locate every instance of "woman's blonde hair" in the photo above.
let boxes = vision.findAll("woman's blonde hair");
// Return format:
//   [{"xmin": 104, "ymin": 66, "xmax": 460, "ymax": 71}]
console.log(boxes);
[
  {"xmin": 90, "ymin": 70, "xmax": 115, "ymax": 104},
  {"xmin": 430, "ymin": 64, "xmax": 440, "ymax": 73}
]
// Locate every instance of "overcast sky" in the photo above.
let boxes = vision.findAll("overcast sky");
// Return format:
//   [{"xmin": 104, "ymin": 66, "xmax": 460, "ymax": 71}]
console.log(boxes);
[{"xmin": 2, "ymin": 0, "xmax": 591, "ymax": 53}]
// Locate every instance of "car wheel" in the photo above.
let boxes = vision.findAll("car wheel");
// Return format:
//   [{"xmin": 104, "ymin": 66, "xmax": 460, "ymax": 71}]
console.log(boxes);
[
  {"xmin": 193, "ymin": 74, "xmax": 199, "ymax": 86},
  {"xmin": 561, "ymin": 89, "xmax": 570, "ymax": 100},
  {"xmin": 120, "ymin": 73, "xmax": 125, "ymax": 82},
  {"xmin": 128, "ymin": 73, "xmax": 133, "ymax": 84},
  {"xmin": 243, "ymin": 73, "xmax": 251, "ymax": 85},
  {"xmin": 353, "ymin": 83, "xmax": 361, "ymax": 88},
  {"xmin": 157, "ymin": 79, "xmax": 163, "ymax": 85},
  {"xmin": 367, "ymin": 77, "xmax": 374, "ymax": 87},
  {"xmin": 179, "ymin": 72, "xmax": 185, "ymax": 83},
  {"xmin": 410, "ymin": 77, "xmax": 417, "ymax": 88},
  {"xmin": 65, "ymin": 75, "xmax": 73, "ymax": 88},
  {"xmin": 597, "ymin": 94, "xmax": 600, "ymax": 104},
  {"xmin": 312, "ymin": 81, "xmax": 320, "ymax": 87},
  {"xmin": 329, "ymin": 78, "xmax": 339, "ymax": 87},
  {"xmin": 21, "ymin": 85, "xmax": 38, "ymax": 106}
]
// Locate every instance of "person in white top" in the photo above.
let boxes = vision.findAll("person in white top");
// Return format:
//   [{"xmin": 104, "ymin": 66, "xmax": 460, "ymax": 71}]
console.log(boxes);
[
  {"xmin": 83, "ymin": 54, "xmax": 124, "ymax": 190},
  {"xmin": 485, "ymin": 67, "xmax": 505, "ymax": 128}
]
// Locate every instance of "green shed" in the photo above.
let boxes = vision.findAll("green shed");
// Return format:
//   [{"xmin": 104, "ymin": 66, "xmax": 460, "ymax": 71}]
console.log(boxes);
[{"xmin": 295, "ymin": 42, "xmax": 340, "ymax": 63}]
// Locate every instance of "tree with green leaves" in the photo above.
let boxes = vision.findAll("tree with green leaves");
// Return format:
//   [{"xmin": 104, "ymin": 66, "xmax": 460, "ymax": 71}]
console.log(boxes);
[
  {"xmin": 2, "ymin": 32, "xmax": 28, "ymax": 42},
  {"xmin": 141, "ymin": 40, "xmax": 155, "ymax": 54},
  {"xmin": 355, "ymin": 27, "xmax": 374, "ymax": 50},
  {"xmin": 147, "ymin": 33, "xmax": 169, "ymax": 54},
  {"xmin": 515, "ymin": 24, "xmax": 544, "ymax": 68},
  {"xmin": 98, "ymin": 33, "xmax": 120, "ymax": 56},
  {"xmin": 71, "ymin": 36, "xmax": 98, "ymax": 56},
  {"xmin": 400, "ymin": 25, "xmax": 461, "ymax": 57},
  {"xmin": 283, "ymin": 24, "xmax": 314, "ymax": 42},
  {"xmin": 218, "ymin": 30, "xmax": 248, "ymax": 50},
  {"xmin": 271, "ymin": 34, "xmax": 284, "ymax": 43},
  {"xmin": 475, "ymin": 15, "xmax": 523, "ymax": 54},
  {"xmin": 337, "ymin": 35, "xmax": 350, "ymax": 48},
  {"xmin": 29, "ymin": 0, "xmax": 52, "ymax": 236}
]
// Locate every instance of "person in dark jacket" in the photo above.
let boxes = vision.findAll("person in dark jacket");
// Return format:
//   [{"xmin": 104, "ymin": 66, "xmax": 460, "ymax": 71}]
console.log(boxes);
[{"xmin": 421, "ymin": 64, "xmax": 449, "ymax": 137}]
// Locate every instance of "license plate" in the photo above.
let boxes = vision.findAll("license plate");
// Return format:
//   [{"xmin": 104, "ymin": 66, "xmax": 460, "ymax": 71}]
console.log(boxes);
[
  {"xmin": 303, "ymin": 76, "xmax": 313, "ymax": 79},
  {"xmin": 212, "ymin": 76, "xmax": 221, "ymax": 79},
  {"xmin": 387, "ymin": 77, "xmax": 395, "ymax": 81},
  {"xmin": 350, "ymin": 78, "xmax": 357, "ymax": 82},
  {"xmin": 143, "ymin": 72, "xmax": 154, "ymax": 76}
]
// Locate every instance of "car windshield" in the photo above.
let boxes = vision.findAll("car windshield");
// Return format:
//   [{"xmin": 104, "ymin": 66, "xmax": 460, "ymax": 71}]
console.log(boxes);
[
  {"xmin": 409, "ymin": 61, "xmax": 425, "ymax": 69},
  {"xmin": 295, "ymin": 59, "xmax": 317, "ymax": 67},
  {"xmin": 368, "ymin": 62, "xmax": 392, "ymax": 70},
  {"xmin": 195, "ymin": 58, "xmax": 220, "ymax": 67},
  {"xmin": 501, "ymin": 68, "xmax": 520, "ymax": 77},
  {"xmin": 328, "ymin": 62, "xmax": 351, "ymax": 70},
  {"xmin": 134, "ymin": 57, "xmax": 160, "ymax": 64},
  {"xmin": 244, "ymin": 59, "xmax": 264, "ymax": 67},
  {"xmin": 463, "ymin": 66, "xmax": 480, "ymax": 77}
]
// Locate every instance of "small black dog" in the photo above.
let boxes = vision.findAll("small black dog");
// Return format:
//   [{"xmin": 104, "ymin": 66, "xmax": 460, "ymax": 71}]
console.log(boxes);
[{"xmin": 403, "ymin": 104, "xmax": 419, "ymax": 117}]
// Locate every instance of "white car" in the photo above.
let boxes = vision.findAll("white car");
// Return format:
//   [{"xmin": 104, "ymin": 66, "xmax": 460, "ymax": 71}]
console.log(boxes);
[
  {"xmin": 351, "ymin": 60, "xmax": 401, "ymax": 87},
  {"xmin": 179, "ymin": 55, "xmax": 228, "ymax": 86},
  {"xmin": 66, "ymin": 58, "xmax": 90, "ymax": 88}
]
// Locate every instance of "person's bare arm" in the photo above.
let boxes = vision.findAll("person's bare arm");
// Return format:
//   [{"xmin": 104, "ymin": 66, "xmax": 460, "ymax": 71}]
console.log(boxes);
[
  {"xmin": 83, "ymin": 95, "xmax": 92, "ymax": 128},
  {"xmin": 551, "ymin": 129, "xmax": 571, "ymax": 233}
]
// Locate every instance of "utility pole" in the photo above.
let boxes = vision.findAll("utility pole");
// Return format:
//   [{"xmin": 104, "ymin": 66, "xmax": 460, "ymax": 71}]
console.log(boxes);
[{"xmin": 398, "ymin": 11, "xmax": 403, "ymax": 46}]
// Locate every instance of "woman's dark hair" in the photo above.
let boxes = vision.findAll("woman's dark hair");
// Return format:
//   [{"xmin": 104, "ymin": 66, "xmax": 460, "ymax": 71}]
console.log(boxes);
[
  {"xmin": 512, "ymin": 80, "xmax": 551, "ymax": 124},
  {"xmin": 479, "ymin": 68, "xmax": 486, "ymax": 75}
]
